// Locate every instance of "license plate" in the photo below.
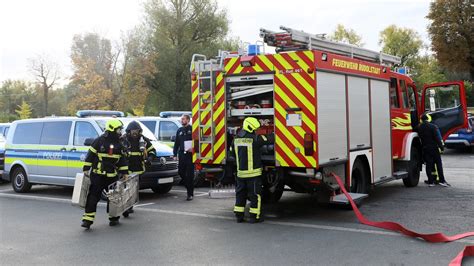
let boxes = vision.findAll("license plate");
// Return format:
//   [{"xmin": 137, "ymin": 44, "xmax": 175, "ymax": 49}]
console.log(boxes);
[{"xmin": 158, "ymin": 177, "xmax": 173, "ymax": 184}]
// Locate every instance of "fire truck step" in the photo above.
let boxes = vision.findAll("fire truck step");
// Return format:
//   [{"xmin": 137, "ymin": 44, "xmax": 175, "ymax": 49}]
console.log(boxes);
[
  {"xmin": 393, "ymin": 171, "xmax": 409, "ymax": 179},
  {"xmin": 329, "ymin": 193, "xmax": 368, "ymax": 205}
]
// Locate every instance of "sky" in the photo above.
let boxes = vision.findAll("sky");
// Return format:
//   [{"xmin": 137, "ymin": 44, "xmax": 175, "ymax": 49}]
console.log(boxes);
[{"xmin": 0, "ymin": 0, "xmax": 432, "ymax": 84}]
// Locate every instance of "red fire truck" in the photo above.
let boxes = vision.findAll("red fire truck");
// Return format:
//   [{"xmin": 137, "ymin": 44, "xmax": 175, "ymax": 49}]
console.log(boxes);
[{"xmin": 190, "ymin": 26, "xmax": 468, "ymax": 204}]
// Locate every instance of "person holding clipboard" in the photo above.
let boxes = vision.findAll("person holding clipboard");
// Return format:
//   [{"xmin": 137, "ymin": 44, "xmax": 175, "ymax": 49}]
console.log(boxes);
[{"xmin": 173, "ymin": 114, "xmax": 194, "ymax": 201}]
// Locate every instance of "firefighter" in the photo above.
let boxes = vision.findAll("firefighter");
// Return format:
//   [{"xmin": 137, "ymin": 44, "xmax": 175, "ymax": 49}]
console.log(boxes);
[
  {"xmin": 121, "ymin": 121, "xmax": 156, "ymax": 217},
  {"xmin": 418, "ymin": 114, "xmax": 450, "ymax": 187},
  {"xmin": 81, "ymin": 119, "xmax": 129, "ymax": 229},
  {"xmin": 173, "ymin": 114, "xmax": 194, "ymax": 201},
  {"xmin": 231, "ymin": 117, "xmax": 272, "ymax": 223}
]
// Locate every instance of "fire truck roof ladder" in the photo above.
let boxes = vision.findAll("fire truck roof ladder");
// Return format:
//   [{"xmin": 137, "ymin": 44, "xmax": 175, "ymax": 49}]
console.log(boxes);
[
  {"xmin": 260, "ymin": 26, "xmax": 401, "ymax": 66},
  {"xmin": 194, "ymin": 59, "xmax": 221, "ymax": 160}
]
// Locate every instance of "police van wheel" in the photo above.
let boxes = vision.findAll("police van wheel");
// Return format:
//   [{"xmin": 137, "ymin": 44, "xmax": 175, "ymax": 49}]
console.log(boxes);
[
  {"xmin": 11, "ymin": 167, "xmax": 32, "ymax": 193},
  {"xmin": 403, "ymin": 147, "xmax": 420, "ymax": 188},
  {"xmin": 152, "ymin": 183, "xmax": 173, "ymax": 194}
]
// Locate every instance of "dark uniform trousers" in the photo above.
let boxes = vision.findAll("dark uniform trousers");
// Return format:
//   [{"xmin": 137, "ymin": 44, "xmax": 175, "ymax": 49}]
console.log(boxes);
[
  {"xmin": 234, "ymin": 176, "xmax": 262, "ymax": 219},
  {"xmin": 423, "ymin": 147, "xmax": 446, "ymax": 184},
  {"xmin": 179, "ymin": 152, "xmax": 194, "ymax": 197},
  {"xmin": 83, "ymin": 173, "xmax": 119, "ymax": 222}
]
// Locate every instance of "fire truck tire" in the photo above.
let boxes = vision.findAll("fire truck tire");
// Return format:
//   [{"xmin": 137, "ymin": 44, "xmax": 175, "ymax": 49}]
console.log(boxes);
[
  {"xmin": 152, "ymin": 183, "xmax": 173, "ymax": 194},
  {"xmin": 403, "ymin": 147, "xmax": 420, "ymax": 187},
  {"xmin": 193, "ymin": 172, "xmax": 206, "ymax": 187},
  {"xmin": 350, "ymin": 159, "xmax": 369, "ymax": 194},
  {"xmin": 262, "ymin": 188, "xmax": 284, "ymax": 203}
]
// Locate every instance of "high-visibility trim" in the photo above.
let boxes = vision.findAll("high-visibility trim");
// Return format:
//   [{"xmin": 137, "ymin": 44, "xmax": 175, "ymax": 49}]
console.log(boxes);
[
  {"xmin": 250, "ymin": 194, "xmax": 261, "ymax": 219},
  {"xmin": 83, "ymin": 162, "xmax": 92, "ymax": 166},
  {"xmin": 234, "ymin": 206, "xmax": 245, "ymax": 213},
  {"xmin": 97, "ymin": 153, "xmax": 121, "ymax": 159},
  {"xmin": 129, "ymin": 170, "xmax": 144, "ymax": 175},
  {"xmin": 146, "ymin": 146, "xmax": 154, "ymax": 152},
  {"xmin": 82, "ymin": 213, "xmax": 95, "ymax": 221},
  {"xmin": 89, "ymin": 147, "xmax": 97, "ymax": 154},
  {"xmin": 92, "ymin": 169, "xmax": 117, "ymax": 177},
  {"xmin": 118, "ymin": 166, "xmax": 128, "ymax": 171},
  {"xmin": 237, "ymin": 168, "xmax": 262, "ymax": 178},
  {"xmin": 129, "ymin": 152, "xmax": 142, "ymax": 156}
]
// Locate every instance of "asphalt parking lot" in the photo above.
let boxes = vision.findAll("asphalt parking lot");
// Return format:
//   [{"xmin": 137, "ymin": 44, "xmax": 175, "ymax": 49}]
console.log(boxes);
[{"xmin": 1, "ymin": 149, "xmax": 473, "ymax": 265}]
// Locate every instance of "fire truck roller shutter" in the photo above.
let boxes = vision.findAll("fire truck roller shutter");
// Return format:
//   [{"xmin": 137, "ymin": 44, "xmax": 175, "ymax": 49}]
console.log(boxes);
[
  {"xmin": 316, "ymin": 71, "xmax": 348, "ymax": 165},
  {"xmin": 348, "ymin": 76, "xmax": 371, "ymax": 150},
  {"xmin": 370, "ymin": 79, "xmax": 393, "ymax": 182}
]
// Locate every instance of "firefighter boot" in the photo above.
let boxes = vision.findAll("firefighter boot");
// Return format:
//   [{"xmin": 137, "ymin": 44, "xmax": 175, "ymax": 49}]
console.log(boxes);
[
  {"xmin": 235, "ymin": 213, "xmax": 244, "ymax": 223},
  {"xmin": 81, "ymin": 220, "xmax": 93, "ymax": 229},
  {"xmin": 109, "ymin": 216, "xmax": 120, "ymax": 226},
  {"xmin": 248, "ymin": 213, "xmax": 264, "ymax": 224}
]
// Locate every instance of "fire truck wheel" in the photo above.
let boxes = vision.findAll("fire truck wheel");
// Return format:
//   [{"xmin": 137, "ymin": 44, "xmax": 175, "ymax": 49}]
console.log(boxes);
[
  {"xmin": 350, "ymin": 159, "xmax": 369, "ymax": 194},
  {"xmin": 403, "ymin": 147, "xmax": 420, "ymax": 187},
  {"xmin": 151, "ymin": 183, "xmax": 173, "ymax": 194},
  {"xmin": 262, "ymin": 188, "xmax": 284, "ymax": 204}
]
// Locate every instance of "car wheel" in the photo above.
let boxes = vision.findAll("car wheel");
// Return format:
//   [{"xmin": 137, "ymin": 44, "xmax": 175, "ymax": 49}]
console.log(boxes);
[
  {"xmin": 151, "ymin": 183, "xmax": 173, "ymax": 194},
  {"xmin": 403, "ymin": 147, "xmax": 420, "ymax": 187},
  {"xmin": 11, "ymin": 167, "xmax": 32, "ymax": 193}
]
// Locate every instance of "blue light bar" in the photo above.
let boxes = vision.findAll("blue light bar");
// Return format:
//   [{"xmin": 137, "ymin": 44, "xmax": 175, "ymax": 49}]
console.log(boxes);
[{"xmin": 76, "ymin": 110, "xmax": 125, "ymax": 118}]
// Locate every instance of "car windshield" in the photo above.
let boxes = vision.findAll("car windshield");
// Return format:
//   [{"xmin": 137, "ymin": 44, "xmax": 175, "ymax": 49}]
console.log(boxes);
[{"xmin": 95, "ymin": 119, "xmax": 158, "ymax": 141}]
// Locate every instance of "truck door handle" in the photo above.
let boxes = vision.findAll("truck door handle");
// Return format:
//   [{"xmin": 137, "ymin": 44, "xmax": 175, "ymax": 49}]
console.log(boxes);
[
  {"xmin": 70, "ymin": 148, "xmax": 77, "ymax": 152},
  {"xmin": 60, "ymin": 148, "xmax": 67, "ymax": 152}
]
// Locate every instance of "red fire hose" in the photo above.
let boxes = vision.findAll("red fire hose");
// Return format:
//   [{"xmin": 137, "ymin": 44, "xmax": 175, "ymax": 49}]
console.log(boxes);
[{"xmin": 330, "ymin": 172, "xmax": 474, "ymax": 266}]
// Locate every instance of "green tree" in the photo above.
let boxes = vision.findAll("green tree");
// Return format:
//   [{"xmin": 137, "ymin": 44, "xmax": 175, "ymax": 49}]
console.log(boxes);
[
  {"xmin": 0, "ymin": 80, "xmax": 36, "ymax": 121},
  {"xmin": 15, "ymin": 101, "xmax": 32, "ymax": 119},
  {"xmin": 379, "ymin": 25, "xmax": 423, "ymax": 66},
  {"xmin": 143, "ymin": 0, "xmax": 231, "ymax": 112},
  {"xmin": 328, "ymin": 24, "xmax": 364, "ymax": 47},
  {"xmin": 69, "ymin": 33, "xmax": 115, "ymax": 112},
  {"xmin": 427, "ymin": 0, "xmax": 474, "ymax": 80},
  {"xmin": 410, "ymin": 55, "xmax": 447, "ymax": 87}
]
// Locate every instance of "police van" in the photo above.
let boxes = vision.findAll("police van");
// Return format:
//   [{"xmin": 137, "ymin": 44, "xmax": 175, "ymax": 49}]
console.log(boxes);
[
  {"xmin": 136, "ymin": 111, "xmax": 191, "ymax": 147},
  {"xmin": 2, "ymin": 111, "xmax": 178, "ymax": 194}
]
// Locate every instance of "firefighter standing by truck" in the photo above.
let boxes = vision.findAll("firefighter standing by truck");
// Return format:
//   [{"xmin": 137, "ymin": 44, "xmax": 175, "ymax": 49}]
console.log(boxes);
[
  {"xmin": 173, "ymin": 114, "xmax": 194, "ymax": 201},
  {"xmin": 121, "ymin": 121, "xmax": 156, "ymax": 217},
  {"xmin": 231, "ymin": 117, "xmax": 272, "ymax": 223},
  {"xmin": 418, "ymin": 114, "xmax": 450, "ymax": 187},
  {"xmin": 81, "ymin": 119, "xmax": 129, "ymax": 229}
]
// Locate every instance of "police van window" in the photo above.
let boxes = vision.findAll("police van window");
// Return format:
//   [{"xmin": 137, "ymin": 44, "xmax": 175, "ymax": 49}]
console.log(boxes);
[
  {"xmin": 13, "ymin": 123, "xmax": 43, "ymax": 144},
  {"xmin": 74, "ymin": 122, "xmax": 98, "ymax": 146},
  {"xmin": 390, "ymin": 78, "xmax": 400, "ymax": 108},
  {"xmin": 159, "ymin": 121, "xmax": 178, "ymax": 141},
  {"xmin": 400, "ymin": 80, "xmax": 410, "ymax": 108},
  {"xmin": 40, "ymin": 121, "xmax": 72, "ymax": 145},
  {"xmin": 141, "ymin": 121, "xmax": 156, "ymax": 133},
  {"xmin": 4, "ymin": 127, "xmax": 9, "ymax": 137}
]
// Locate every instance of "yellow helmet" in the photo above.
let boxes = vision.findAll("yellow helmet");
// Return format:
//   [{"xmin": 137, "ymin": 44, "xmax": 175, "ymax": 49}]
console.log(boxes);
[
  {"xmin": 105, "ymin": 119, "xmax": 123, "ymax": 132},
  {"xmin": 243, "ymin": 117, "xmax": 260, "ymax": 133}
]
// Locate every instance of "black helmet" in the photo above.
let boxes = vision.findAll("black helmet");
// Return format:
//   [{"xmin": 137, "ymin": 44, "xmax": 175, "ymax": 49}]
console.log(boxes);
[{"xmin": 126, "ymin": 121, "xmax": 142, "ymax": 134}]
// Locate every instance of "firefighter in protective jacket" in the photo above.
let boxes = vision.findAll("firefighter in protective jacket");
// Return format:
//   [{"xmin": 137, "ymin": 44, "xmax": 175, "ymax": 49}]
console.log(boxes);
[
  {"xmin": 121, "ymin": 121, "xmax": 156, "ymax": 217},
  {"xmin": 81, "ymin": 119, "xmax": 129, "ymax": 229},
  {"xmin": 231, "ymin": 117, "xmax": 272, "ymax": 223}
]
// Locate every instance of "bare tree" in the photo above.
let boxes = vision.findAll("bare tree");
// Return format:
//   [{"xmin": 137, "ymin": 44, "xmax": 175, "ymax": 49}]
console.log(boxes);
[{"xmin": 28, "ymin": 55, "xmax": 59, "ymax": 116}]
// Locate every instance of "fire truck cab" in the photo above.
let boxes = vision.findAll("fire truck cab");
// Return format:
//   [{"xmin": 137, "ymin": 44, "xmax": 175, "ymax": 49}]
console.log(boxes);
[{"xmin": 190, "ymin": 26, "xmax": 468, "ymax": 204}]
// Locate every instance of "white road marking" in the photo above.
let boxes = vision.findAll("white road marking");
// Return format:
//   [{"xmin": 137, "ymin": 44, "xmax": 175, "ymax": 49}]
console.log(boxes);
[
  {"xmin": 134, "ymin": 202, "xmax": 155, "ymax": 207},
  {"xmin": 2, "ymin": 192, "xmax": 474, "ymax": 244}
]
